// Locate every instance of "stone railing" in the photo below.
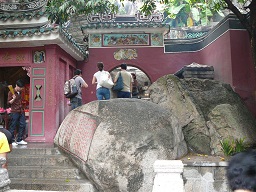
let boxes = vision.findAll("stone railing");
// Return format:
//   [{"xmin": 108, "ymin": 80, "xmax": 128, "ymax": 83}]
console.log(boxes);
[
  {"xmin": 153, "ymin": 160, "xmax": 184, "ymax": 192},
  {"xmin": 153, "ymin": 160, "xmax": 231, "ymax": 192},
  {"xmin": 0, "ymin": 157, "xmax": 10, "ymax": 191}
]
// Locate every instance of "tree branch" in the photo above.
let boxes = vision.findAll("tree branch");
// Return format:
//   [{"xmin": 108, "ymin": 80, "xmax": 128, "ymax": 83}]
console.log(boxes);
[{"xmin": 224, "ymin": 0, "xmax": 252, "ymax": 36}]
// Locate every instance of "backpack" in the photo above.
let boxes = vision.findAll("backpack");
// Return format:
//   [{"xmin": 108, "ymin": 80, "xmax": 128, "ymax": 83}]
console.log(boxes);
[{"xmin": 64, "ymin": 76, "xmax": 78, "ymax": 98}]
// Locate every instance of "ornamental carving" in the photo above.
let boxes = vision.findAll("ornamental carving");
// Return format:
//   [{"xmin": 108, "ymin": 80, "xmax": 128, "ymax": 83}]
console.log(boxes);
[
  {"xmin": 87, "ymin": 13, "xmax": 116, "ymax": 23},
  {"xmin": 89, "ymin": 34, "xmax": 102, "ymax": 47},
  {"xmin": 33, "ymin": 51, "xmax": 45, "ymax": 63},
  {"xmin": 104, "ymin": 34, "xmax": 149, "ymax": 46},
  {"xmin": 135, "ymin": 12, "xmax": 164, "ymax": 22},
  {"xmin": 114, "ymin": 49, "xmax": 137, "ymax": 60},
  {"xmin": 0, "ymin": 0, "xmax": 47, "ymax": 12}
]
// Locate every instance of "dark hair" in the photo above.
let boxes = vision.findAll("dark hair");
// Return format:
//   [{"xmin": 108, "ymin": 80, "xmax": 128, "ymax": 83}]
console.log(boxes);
[
  {"xmin": 97, "ymin": 62, "xmax": 104, "ymax": 71},
  {"xmin": 74, "ymin": 69, "xmax": 82, "ymax": 75},
  {"xmin": 16, "ymin": 79, "xmax": 24, "ymax": 88},
  {"xmin": 120, "ymin": 63, "xmax": 127, "ymax": 70},
  {"xmin": 131, "ymin": 73, "xmax": 136, "ymax": 79},
  {"xmin": 226, "ymin": 150, "xmax": 256, "ymax": 192}
]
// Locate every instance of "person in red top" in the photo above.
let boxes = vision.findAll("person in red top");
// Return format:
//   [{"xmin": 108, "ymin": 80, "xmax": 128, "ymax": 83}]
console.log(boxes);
[{"xmin": 7, "ymin": 79, "xmax": 27, "ymax": 146}]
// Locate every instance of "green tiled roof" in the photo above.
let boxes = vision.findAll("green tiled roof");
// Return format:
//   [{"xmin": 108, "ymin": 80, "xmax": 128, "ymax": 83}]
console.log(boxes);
[
  {"xmin": 0, "ymin": 27, "xmax": 55, "ymax": 37},
  {"xmin": 61, "ymin": 28, "xmax": 87, "ymax": 57},
  {"xmin": 0, "ymin": 10, "xmax": 46, "ymax": 21},
  {"xmin": 81, "ymin": 22, "xmax": 168, "ymax": 30}
]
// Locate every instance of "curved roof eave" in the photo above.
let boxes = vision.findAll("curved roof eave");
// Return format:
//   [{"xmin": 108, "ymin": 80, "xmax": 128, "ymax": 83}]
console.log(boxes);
[
  {"xmin": 0, "ymin": 28, "xmax": 85, "ymax": 61},
  {"xmin": 0, "ymin": 16, "xmax": 49, "ymax": 29},
  {"xmin": 81, "ymin": 23, "xmax": 170, "ymax": 34}
]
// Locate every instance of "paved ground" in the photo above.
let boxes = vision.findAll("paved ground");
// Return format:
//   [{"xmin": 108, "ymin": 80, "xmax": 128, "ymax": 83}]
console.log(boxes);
[{"xmin": 179, "ymin": 153, "xmax": 227, "ymax": 163}]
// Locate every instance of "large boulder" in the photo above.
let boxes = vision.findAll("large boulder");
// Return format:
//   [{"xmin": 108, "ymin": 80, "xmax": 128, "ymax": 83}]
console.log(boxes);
[
  {"xmin": 149, "ymin": 75, "xmax": 256, "ymax": 155},
  {"xmin": 55, "ymin": 99, "xmax": 187, "ymax": 192}
]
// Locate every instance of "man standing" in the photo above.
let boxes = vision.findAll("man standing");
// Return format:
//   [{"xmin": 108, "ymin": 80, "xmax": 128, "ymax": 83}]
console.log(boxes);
[
  {"xmin": 70, "ymin": 69, "xmax": 88, "ymax": 110},
  {"xmin": 114, "ymin": 64, "xmax": 133, "ymax": 98},
  {"xmin": 7, "ymin": 79, "xmax": 27, "ymax": 145}
]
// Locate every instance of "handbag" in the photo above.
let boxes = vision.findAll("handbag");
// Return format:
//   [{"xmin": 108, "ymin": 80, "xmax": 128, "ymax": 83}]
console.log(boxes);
[
  {"xmin": 99, "ymin": 72, "xmax": 114, "ymax": 89},
  {"xmin": 112, "ymin": 72, "xmax": 124, "ymax": 91}
]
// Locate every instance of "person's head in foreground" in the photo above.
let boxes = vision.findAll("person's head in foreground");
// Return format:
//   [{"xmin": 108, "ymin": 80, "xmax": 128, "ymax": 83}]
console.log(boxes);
[{"xmin": 226, "ymin": 150, "xmax": 256, "ymax": 192}]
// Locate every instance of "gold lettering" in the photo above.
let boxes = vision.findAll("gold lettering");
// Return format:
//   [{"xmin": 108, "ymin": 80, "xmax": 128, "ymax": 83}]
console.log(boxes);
[
  {"xmin": 16, "ymin": 53, "xmax": 25, "ymax": 62},
  {"xmin": 2, "ymin": 52, "xmax": 11, "ymax": 61}
]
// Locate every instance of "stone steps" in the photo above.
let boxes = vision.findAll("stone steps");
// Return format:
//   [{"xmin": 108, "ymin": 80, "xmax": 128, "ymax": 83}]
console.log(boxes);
[
  {"xmin": 7, "ymin": 143, "xmax": 96, "ymax": 192},
  {"xmin": 9, "ymin": 178, "xmax": 94, "ymax": 191},
  {"xmin": 8, "ymin": 166, "xmax": 83, "ymax": 179},
  {"xmin": 8, "ymin": 154, "xmax": 74, "ymax": 167}
]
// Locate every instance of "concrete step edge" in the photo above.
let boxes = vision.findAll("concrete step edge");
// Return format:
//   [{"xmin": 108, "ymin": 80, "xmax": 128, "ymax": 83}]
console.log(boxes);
[
  {"xmin": 8, "ymin": 165, "xmax": 77, "ymax": 170},
  {"xmin": 8, "ymin": 154, "xmax": 66, "ymax": 158},
  {"xmin": 10, "ymin": 178, "xmax": 92, "ymax": 185},
  {"xmin": 7, "ymin": 190, "xmax": 68, "ymax": 192}
]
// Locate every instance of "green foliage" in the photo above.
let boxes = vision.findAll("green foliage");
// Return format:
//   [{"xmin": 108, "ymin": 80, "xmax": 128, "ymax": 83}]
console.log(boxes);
[
  {"xmin": 235, "ymin": 138, "xmax": 247, "ymax": 153},
  {"xmin": 162, "ymin": 0, "xmax": 220, "ymax": 27},
  {"xmin": 220, "ymin": 137, "xmax": 247, "ymax": 156},
  {"xmin": 45, "ymin": 0, "xmax": 251, "ymax": 28},
  {"xmin": 46, "ymin": 0, "xmax": 118, "ymax": 26},
  {"xmin": 220, "ymin": 138, "xmax": 235, "ymax": 156}
]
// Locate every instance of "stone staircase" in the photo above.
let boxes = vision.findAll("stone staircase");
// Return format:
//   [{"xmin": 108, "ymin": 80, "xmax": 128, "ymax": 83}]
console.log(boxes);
[{"xmin": 7, "ymin": 143, "xmax": 96, "ymax": 192}]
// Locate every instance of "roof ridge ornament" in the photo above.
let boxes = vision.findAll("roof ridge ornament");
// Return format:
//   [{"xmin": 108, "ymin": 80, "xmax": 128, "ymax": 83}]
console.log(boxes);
[
  {"xmin": 0, "ymin": 0, "xmax": 47, "ymax": 12},
  {"xmin": 87, "ymin": 13, "xmax": 116, "ymax": 23},
  {"xmin": 86, "ymin": 12, "xmax": 164, "ymax": 24},
  {"xmin": 135, "ymin": 12, "xmax": 164, "ymax": 23}
]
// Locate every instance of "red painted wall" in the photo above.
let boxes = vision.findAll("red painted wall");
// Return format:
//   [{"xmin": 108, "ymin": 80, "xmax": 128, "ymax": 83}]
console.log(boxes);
[
  {"xmin": 0, "ymin": 45, "xmax": 77, "ymax": 142},
  {"xmin": 80, "ymin": 29, "xmax": 256, "ymax": 116}
]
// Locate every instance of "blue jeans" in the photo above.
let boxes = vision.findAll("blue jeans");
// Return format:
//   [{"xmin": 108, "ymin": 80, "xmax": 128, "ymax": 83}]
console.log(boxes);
[
  {"xmin": 9, "ymin": 112, "xmax": 26, "ymax": 142},
  {"xmin": 96, "ymin": 87, "xmax": 110, "ymax": 100},
  {"xmin": 117, "ymin": 91, "xmax": 131, "ymax": 98},
  {"xmin": 71, "ymin": 97, "xmax": 82, "ymax": 110}
]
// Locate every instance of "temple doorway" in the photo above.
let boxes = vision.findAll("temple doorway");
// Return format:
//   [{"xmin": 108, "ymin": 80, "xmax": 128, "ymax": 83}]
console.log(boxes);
[
  {"xmin": 110, "ymin": 65, "xmax": 151, "ymax": 99},
  {"xmin": 0, "ymin": 66, "xmax": 30, "ymax": 131}
]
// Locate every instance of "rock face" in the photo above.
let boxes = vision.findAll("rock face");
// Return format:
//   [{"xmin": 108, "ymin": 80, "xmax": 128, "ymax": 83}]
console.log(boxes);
[
  {"xmin": 149, "ymin": 75, "xmax": 256, "ymax": 155},
  {"xmin": 54, "ymin": 99, "xmax": 187, "ymax": 192}
]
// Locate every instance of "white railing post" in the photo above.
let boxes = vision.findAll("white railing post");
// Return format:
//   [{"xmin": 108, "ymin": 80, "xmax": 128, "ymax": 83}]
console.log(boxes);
[{"xmin": 152, "ymin": 160, "xmax": 184, "ymax": 192}]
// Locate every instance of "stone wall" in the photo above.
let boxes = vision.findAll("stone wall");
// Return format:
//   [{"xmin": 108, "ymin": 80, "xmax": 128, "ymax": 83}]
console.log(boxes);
[
  {"xmin": 183, "ymin": 162, "xmax": 230, "ymax": 192},
  {"xmin": 152, "ymin": 160, "xmax": 231, "ymax": 192}
]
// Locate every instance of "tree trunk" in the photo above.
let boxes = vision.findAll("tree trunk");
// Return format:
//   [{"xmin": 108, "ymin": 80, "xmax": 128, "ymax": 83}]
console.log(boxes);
[
  {"xmin": 225, "ymin": 0, "xmax": 256, "ymax": 68},
  {"xmin": 249, "ymin": 1, "xmax": 256, "ymax": 68}
]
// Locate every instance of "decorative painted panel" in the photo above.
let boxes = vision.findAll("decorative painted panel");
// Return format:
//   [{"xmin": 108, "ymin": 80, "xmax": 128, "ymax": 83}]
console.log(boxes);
[
  {"xmin": 33, "ymin": 51, "xmax": 45, "ymax": 63},
  {"xmin": 30, "ymin": 111, "xmax": 44, "ymax": 136},
  {"xmin": 114, "ymin": 49, "xmax": 138, "ymax": 60},
  {"xmin": 151, "ymin": 33, "xmax": 163, "ymax": 46},
  {"xmin": 89, "ymin": 34, "xmax": 102, "ymax": 47},
  {"xmin": 32, "ymin": 78, "xmax": 45, "ymax": 109},
  {"xmin": 32, "ymin": 68, "xmax": 46, "ymax": 76},
  {"xmin": 103, "ymin": 34, "xmax": 149, "ymax": 46}
]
